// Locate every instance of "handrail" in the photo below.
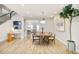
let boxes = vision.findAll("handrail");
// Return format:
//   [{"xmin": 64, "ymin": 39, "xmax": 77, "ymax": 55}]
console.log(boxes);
[
  {"xmin": 0, "ymin": 13, "xmax": 10, "ymax": 17},
  {"xmin": 0, "ymin": 11, "xmax": 15, "ymax": 25},
  {"xmin": 0, "ymin": 11, "xmax": 15, "ymax": 17}
]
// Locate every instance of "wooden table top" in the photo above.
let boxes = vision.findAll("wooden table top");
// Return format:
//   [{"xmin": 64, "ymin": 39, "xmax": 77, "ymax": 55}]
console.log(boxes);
[{"xmin": 35, "ymin": 32, "xmax": 52, "ymax": 36}]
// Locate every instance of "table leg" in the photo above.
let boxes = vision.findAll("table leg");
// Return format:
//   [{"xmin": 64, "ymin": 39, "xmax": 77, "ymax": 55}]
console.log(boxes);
[{"xmin": 39, "ymin": 38, "xmax": 40, "ymax": 44}]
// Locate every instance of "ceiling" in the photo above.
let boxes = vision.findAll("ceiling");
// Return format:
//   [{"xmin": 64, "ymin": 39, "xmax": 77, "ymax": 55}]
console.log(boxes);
[{"xmin": 4, "ymin": 4, "xmax": 79, "ymax": 19}]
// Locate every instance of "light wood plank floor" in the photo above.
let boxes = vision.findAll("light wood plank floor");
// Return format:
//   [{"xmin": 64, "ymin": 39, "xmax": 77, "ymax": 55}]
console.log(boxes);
[{"xmin": 0, "ymin": 37, "xmax": 67, "ymax": 54}]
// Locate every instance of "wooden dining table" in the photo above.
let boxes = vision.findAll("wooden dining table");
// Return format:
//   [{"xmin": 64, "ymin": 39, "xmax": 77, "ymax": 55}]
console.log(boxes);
[{"xmin": 35, "ymin": 32, "xmax": 52, "ymax": 44}]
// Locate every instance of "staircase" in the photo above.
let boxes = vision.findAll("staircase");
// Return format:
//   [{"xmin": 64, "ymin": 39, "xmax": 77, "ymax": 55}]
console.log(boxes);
[
  {"xmin": 0, "ymin": 4, "xmax": 17, "ymax": 42},
  {"xmin": 0, "ymin": 11, "xmax": 16, "ymax": 25},
  {"xmin": 0, "ymin": 4, "xmax": 17, "ymax": 25},
  {"xmin": 0, "ymin": 11, "xmax": 17, "ymax": 42}
]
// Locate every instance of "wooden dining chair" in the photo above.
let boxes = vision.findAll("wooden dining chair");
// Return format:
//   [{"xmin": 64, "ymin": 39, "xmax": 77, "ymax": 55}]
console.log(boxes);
[
  {"xmin": 32, "ymin": 34, "xmax": 40, "ymax": 44},
  {"xmin": 49, "ymin": 34, "xmax": 55, "ymax": 44},
  {"xmin": 43, "ymin": 35, "xmax": 49, "ymax": 44}
]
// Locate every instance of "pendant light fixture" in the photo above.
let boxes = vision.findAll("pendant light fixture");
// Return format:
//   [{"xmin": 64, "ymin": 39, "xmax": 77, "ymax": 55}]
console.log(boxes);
[
  {"xmin": 40, "ymin": 11, "xmax": 46, "ymax": 33},
  {"xmin": 40, "ymin": 11, "xmax": 45, "ymax": 24}
]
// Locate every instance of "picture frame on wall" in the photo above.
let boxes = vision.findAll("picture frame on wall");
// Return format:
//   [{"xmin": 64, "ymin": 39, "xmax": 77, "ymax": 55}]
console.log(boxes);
[
  {"xmin": 54, "ymin": 16, "xmax": 65, "ymax": 32},
  {"xmin": 13, "ymin": 21, "xmax": 22, "ymax": 29}
]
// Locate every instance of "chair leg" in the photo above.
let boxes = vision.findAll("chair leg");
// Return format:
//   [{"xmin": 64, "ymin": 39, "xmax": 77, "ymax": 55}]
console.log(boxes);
[
  {"xmin": 54, "ymin": 39, "xmax": 55, "ymax": 44},
  {"xmin": 32, "ymin": 36, "xmax": 34, "ymax": 42},
  {"xmin": 54, "ymin": 36, "xmax": 55, "ymax": 44},
  {"xmin": 33, "ymin": 39, "xmax": 34, "ymax": 42},
  {"xmin": 39, "ymin": 39, "xmax": 40, "ymax": 44},
  {"xmin": 48, "ymin": 38, "xmax": 49, "ymax": 44}
]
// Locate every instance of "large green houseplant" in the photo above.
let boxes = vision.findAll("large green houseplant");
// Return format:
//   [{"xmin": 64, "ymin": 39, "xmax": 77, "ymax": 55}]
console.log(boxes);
[{"xmin": 59, "ymin": 4, "xmax": 79, "ymax": 41}]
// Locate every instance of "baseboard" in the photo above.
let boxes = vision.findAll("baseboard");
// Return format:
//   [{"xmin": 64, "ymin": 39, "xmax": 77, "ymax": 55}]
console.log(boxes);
[
  {"xmin": 55, "ymin": 37, "xmax": 67, "ymax": 45},
  {"xmin": 55, "ymin": 36, "xmax": 79, "ymax": 54}
]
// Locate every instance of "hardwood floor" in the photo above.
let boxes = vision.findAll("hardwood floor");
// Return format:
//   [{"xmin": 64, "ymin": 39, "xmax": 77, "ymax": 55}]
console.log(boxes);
[{"xmin": 0, "ymin": 37, "xmax": 67, "ymax": 54}]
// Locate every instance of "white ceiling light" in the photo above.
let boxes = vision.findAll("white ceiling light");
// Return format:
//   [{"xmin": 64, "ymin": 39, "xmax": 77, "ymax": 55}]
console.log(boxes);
[{"xmin": 40, "ymin": 20, "xmax": 45, "ymax": 24}]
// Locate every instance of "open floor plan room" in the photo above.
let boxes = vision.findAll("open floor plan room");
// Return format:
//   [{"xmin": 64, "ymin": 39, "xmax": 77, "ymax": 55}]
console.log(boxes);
[{"xmin": 0, "ymin": 4, "xmax": 79, "ymax": 54}]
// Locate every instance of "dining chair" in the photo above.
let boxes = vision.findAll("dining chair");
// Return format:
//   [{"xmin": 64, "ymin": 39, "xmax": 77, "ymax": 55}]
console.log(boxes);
[
  {"xmin": 44, "ymin": 35, "xmax": 50, "ymax": 44},
  {"xmin": 49, "ymin": 34, "xmax": 55, "ymax": 44},
  {"xmin": 32, "ymin": 34, "xmax": 40, "ymax": 44}
]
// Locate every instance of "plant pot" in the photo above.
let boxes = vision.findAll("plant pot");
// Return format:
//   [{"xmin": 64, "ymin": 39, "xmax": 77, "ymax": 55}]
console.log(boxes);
[{"xmin": 67, "ymin": 40, "xmax": 76, "ymax": 54}]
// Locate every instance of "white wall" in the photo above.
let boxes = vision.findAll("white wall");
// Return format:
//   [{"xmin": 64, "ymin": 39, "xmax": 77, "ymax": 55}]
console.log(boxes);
[
  {"xmin": 53, "ymin": 15, "xmax": 79, "ymax": 52},
  {"xmin": 0, "ymin": 14, "xmax": 24, "ymax": 42},
  {"xmin": 54, "ymin": 18, "xmax": 70, "ymax": 46},
  {"xmin": 0, "ymin": 20, "xmax": 12, "ymax": 42},
  {"xmin": 72, "ymin": 16, "xmax": 79, "ymax": 52},
  {"xmin": 44, "ymin": 19, "xmax": 54, "ymax": 33}
]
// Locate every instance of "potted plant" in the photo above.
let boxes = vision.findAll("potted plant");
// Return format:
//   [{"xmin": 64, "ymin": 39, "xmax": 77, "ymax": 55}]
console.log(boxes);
[
  {"xmin": 59, "ymin": 4, "xmax": 79, "ymax": 53},
  {"xmin": 59, "ymin": 4, "xmax": 79, "ymax": 41}
]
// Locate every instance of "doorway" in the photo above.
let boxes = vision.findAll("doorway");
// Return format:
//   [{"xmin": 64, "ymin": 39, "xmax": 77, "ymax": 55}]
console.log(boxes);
[{"xmin": 24, "ymin": 20, "xmax": 40, "ymax": 38}]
